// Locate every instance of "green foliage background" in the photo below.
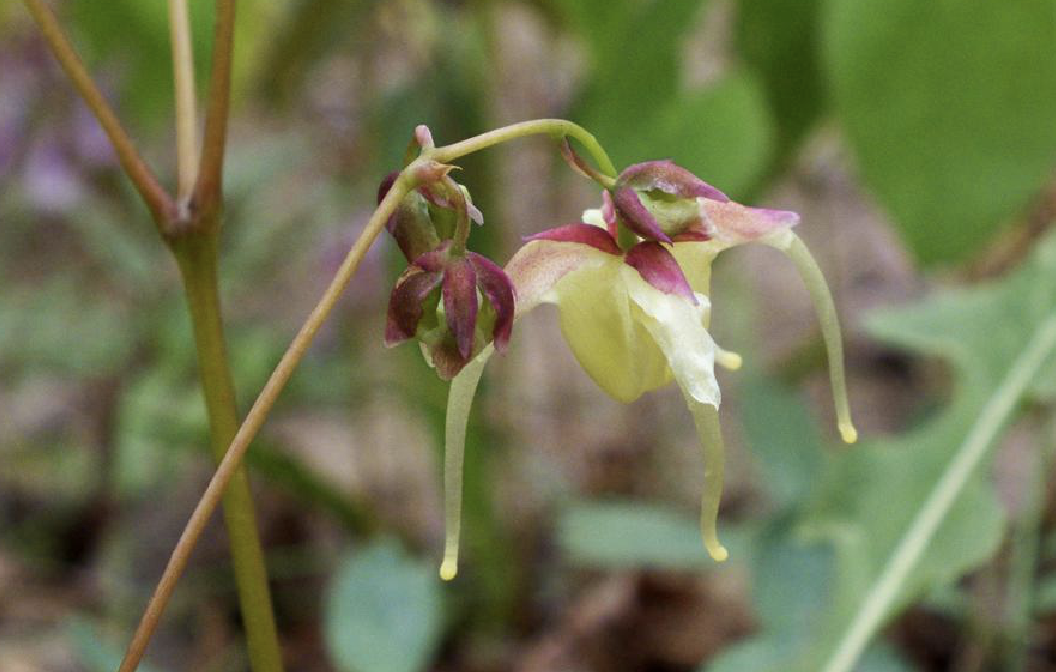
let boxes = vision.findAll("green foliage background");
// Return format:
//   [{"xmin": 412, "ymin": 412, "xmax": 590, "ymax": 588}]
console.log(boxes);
[{"xmin": 2, "ymin": 0, "xmax": 1056, "ymax": 671}]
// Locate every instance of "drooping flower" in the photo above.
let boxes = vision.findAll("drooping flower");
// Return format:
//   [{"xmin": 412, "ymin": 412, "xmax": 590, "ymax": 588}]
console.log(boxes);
[
  {"xmin": 380, "ymin": 128, "xmax": 515, "ymax": 381},
  {"xmin": 436, "ymin": 159, "xmax": 856, "ymax": 580}
]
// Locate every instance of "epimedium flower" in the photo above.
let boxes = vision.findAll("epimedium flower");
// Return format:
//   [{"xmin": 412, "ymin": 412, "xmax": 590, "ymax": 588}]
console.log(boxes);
[
  {"xmin": 436, "ymin": 158, "xmax": 857, "ymax": 581},
  {"xmin": 380, "ymin": 128, "xmax": 515, "ymax": 381}
]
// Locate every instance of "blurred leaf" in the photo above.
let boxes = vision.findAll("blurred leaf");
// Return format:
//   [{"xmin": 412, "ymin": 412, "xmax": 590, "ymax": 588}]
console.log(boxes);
[
  {"xmin": 0, "ymin": 279, "xmax": 137, "ymax": 376},
  {"xmin": 325, "ymin": 539, "xmax": 442, "ymax": 672},
  {"xmin": 114, "ymin": 367, "xmax": 204, "ymax": 497},
  {"xmin": 67, "ymin": 618, "xmax": 167, "ymax": 672},
  {"xmin": 711, "ymin": 232, "xmax": 1056, "ymax": 670},
  {"xmin": 546, "ymin": 0, "xmax": 632, "ymax": 56},
  {"xmin": 558, "ymin": 500, "xmax": 708, "ymax": 570},
  {"xmin": 1034, "ymin": 575, "xmax": 1056, "ymax": 614},
  {"xmin": 734, "ymin": 0, "xmax": 826, "ymax": 154},
  {"xmin": 557, "ymin": 500, "xmax": 752, "ymax": 570},
  {"xmin": 69, "ymin": 0, "xmax": 213, "ymax": 124},
  {"xmin": 614, "ymin": 73, "xmax": 775, "ymax": 197},
  {"xmin": 740, "ymin": 376, "xmax": 824, "ymax": 508},
  {"xmin": 823, "ymin": 0, "xmax": 1056, "ymax": 264}
]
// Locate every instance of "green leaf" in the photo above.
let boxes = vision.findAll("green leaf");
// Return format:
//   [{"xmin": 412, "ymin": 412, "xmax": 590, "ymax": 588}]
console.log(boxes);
[
  {"xmin": 804, "ymin": 231, "xmax": 1056, "ymax": 669},
  {"xmin": 711, "ymin": 232, "xmax": 1056, "ymax": 671},
  {"xmin": 823, "ymin": 0, "xmax": 1056, "ymax": 264},
  {"xmin": 614, "ymin": 73, "xmax": 775, "ymax": 197},
  {"xmin": 325, "ymin": 539, "xmax": 443, "ymax": 672},
  {"xmin": 734, "ymin": 0, "xmax": 826, "ymax": 153},
  {"xmin": 739, "ymin": 377, "xmax": 824, "ymax": 509},
  {"xmin": 557, "ymin": 500, "xmax": 752, "ymax": 570},
  {"xmin": 558, "ymin": 500, "xmax": 708, "ymax": 569}
]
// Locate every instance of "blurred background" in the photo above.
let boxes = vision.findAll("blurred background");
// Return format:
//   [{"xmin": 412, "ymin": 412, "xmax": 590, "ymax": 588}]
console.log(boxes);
[{"xmin": 3, "ymin": 0, "xmax": 1056, "ymax": 670}]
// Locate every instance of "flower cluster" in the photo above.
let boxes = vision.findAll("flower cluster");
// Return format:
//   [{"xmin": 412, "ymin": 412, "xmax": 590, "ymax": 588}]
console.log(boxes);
[
  {"xmin": 383, "ymin": 134, "xmax": 856, "ymax": 580},
  {"xmin": 380, "ymin": 128, "xmax": 515, "ymax": 381}
]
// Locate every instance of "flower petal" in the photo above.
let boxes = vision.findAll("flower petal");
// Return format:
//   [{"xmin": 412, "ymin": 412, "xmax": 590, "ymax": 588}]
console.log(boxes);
[
  {"xmin": 505, "ymin": 239, "xmax": 619, "ymax": 316},
  {"xmin": 525, "ymin": 223, "xmax": 621, "ymax": 254},
  {"xmin": 619, "ymin": 160, "xmax": 729, "ymax": 202},
  {"xmin": 442, "ymin": 258, "xmax": 479, "ymax": 359},
  {"xmin": 440, "ymin": 345, "xmax": 493, "ymax": 580},
  {"xmin": 623, "ymin": 265, "xmax": 720, "ymax": 408},
  {"xmin": 612, "ymin": 185, "xmax": 672, "ymax": 243},
  {"xmin": 685, "ymin": 397, "xmax": 729, "ymax": 562},
  {"xmin": 468, "ymin": 252, "xmax": 515, "ymax": 351},
  {"xmin": 670, "ymin": 240, "xmax": 726, "ymax": 296},
  {"xmin": 624, "ymin": 241, "xmax": 698, "ymax": 305},
  {"xmin": 699, "ymin": 198, "xmax": 799, "ymax": 244},
  {"xmin": 550, "ymin": 262, "xmax": 671, "ymax": 402},
  {"xmin": 385, "ymin": 268, "xmax": 442, "ymax": 346}
]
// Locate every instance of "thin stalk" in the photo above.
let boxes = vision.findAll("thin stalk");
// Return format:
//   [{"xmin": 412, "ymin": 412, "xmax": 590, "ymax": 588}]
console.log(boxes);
[
  {"xmin": 428, "ymin": 119, "xmax": 618, "ymax": 183},
  {"xmin": 168, "ymin": 0, "xmax": 199, "ymax": 202},
  {"xmin": 21, "ymin": 0, "xmax": 174, "ymax": 227},
  {"xmin": 162, "ymin": 232, "xmax": 284, "ymax": 672},
  {"xmin": 821, "ymin": 314, "xmax": 1056, "ymax": 672},
  {"xmin": 117, "ymin": 175, "xmax": 413, "ymax": 672},
  {"xmin": 194, "ymin": 0, "xmax": 236, "ymax": 212}
]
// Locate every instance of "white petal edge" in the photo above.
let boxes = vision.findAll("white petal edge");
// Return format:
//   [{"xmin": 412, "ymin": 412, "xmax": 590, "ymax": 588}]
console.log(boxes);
[{"xmin": 622, "ymin": 265, "xmax": 721, "ymax": 408}]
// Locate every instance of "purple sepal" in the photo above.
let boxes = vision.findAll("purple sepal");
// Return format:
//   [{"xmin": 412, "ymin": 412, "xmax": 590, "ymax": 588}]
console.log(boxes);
[
  {"xmin": 442, "ymin": 257, "xmax": 479, "ymax": 359},
  {"xmin": 624, "ymin": 242, "xmax": 698, "ymax": 305},
  {"xmin": 412, "ymin": 242, "xmax": 451, "ymax": 273},
  {"xmin": 525, "ymin": 223, "xmax": 622, "ymax": 255},
  {"xmin": 618, "ymin": 160, "xmax": 729, "ymax": 202},
  {"xmin": 385, "ymin": 268, "xmax": 443, "ymax": 346},
  {"xmin": 468, "ymin": 252, "xmax": 516, "ymax": 352},
  {"xmin": 378, "ymin": 171, "xmax": 399, "ymax": 204},
  {"xmin": 601, "ymin": 191, "xmax": 618, "ymax": 238},
  {"xmin": 612, "ymin": 186, "xmax": 672, "ymax": 243},
  {"xmin": 428, "ymin": 338, "xmax": 469, "ymax": 381},
  {"xmin": 700, "ymin": 199, "xmax": 800, "ymax": 242}
]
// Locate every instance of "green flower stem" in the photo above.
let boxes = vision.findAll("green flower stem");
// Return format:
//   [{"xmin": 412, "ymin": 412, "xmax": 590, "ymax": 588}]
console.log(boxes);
[
  {"xmin": 166, "ymin": 231, "xmax": 284, "ymax": 672},
  {"xmin": 428, "ymin": 119, "xmax": 618, "ymax": 183},
  {"xmin": 168, "ymin": 0, "xmax": 199, "ymax": 201},
  {"xmin": 117, "ymin": 174, "xmax": 413, "ymax": 672},
  {"xmin": 21, "ymin": 0, "xmax": 174, "ymax": 229},
  {"xmin": 821, "ymin": 314, "xmax": 1056, "ymax": 672},
  {"xmin": 193, "ymin": 0, "xmax": 236, "ymax": 213}
]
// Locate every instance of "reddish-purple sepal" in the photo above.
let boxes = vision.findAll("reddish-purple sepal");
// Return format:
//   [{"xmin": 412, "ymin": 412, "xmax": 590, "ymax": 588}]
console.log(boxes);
[
  {"xmin": 624, "ymin": 241, "xmax": 698, "ymax": 305},
  {"xmin": 468, "ymin": 252, "xmax": 515, "ymax": 351},
  {"xmin": 619, "ymin": 160, "xmax": 729, "ymax": 202},
  {"xmin": 601, "ymin": 191, "xmax": 618, "ymax": 238},
  {"xmin": 525, "ymin": 223, "xmax": 622, "ymax": 255},
  {"xmin": 442, "ymin": 257, "xmax": 479, "ymax": 359},
  {"xmin": 700, "ymin": 199, "xmax": 800, "ymax": 243},
  {"xmin": 427, "ymin": 338, "xmax": 469, "ymax": 381},
  {"xmin": 612, "ymin": 185, "xmax": 673, "ymax": 243},
  {"xmin": 385, "ymin": 267, "xmax": 443, "ymax": 346}
]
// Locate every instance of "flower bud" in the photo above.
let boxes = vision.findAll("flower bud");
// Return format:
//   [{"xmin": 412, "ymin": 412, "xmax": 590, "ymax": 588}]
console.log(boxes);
[
  {"xmin": 611, "ymin": 160, "xmax": 729, "ymax": 242},
  {"xmin": 385, "ymin": 243, "xmax": 515, "ymax": 380}
]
